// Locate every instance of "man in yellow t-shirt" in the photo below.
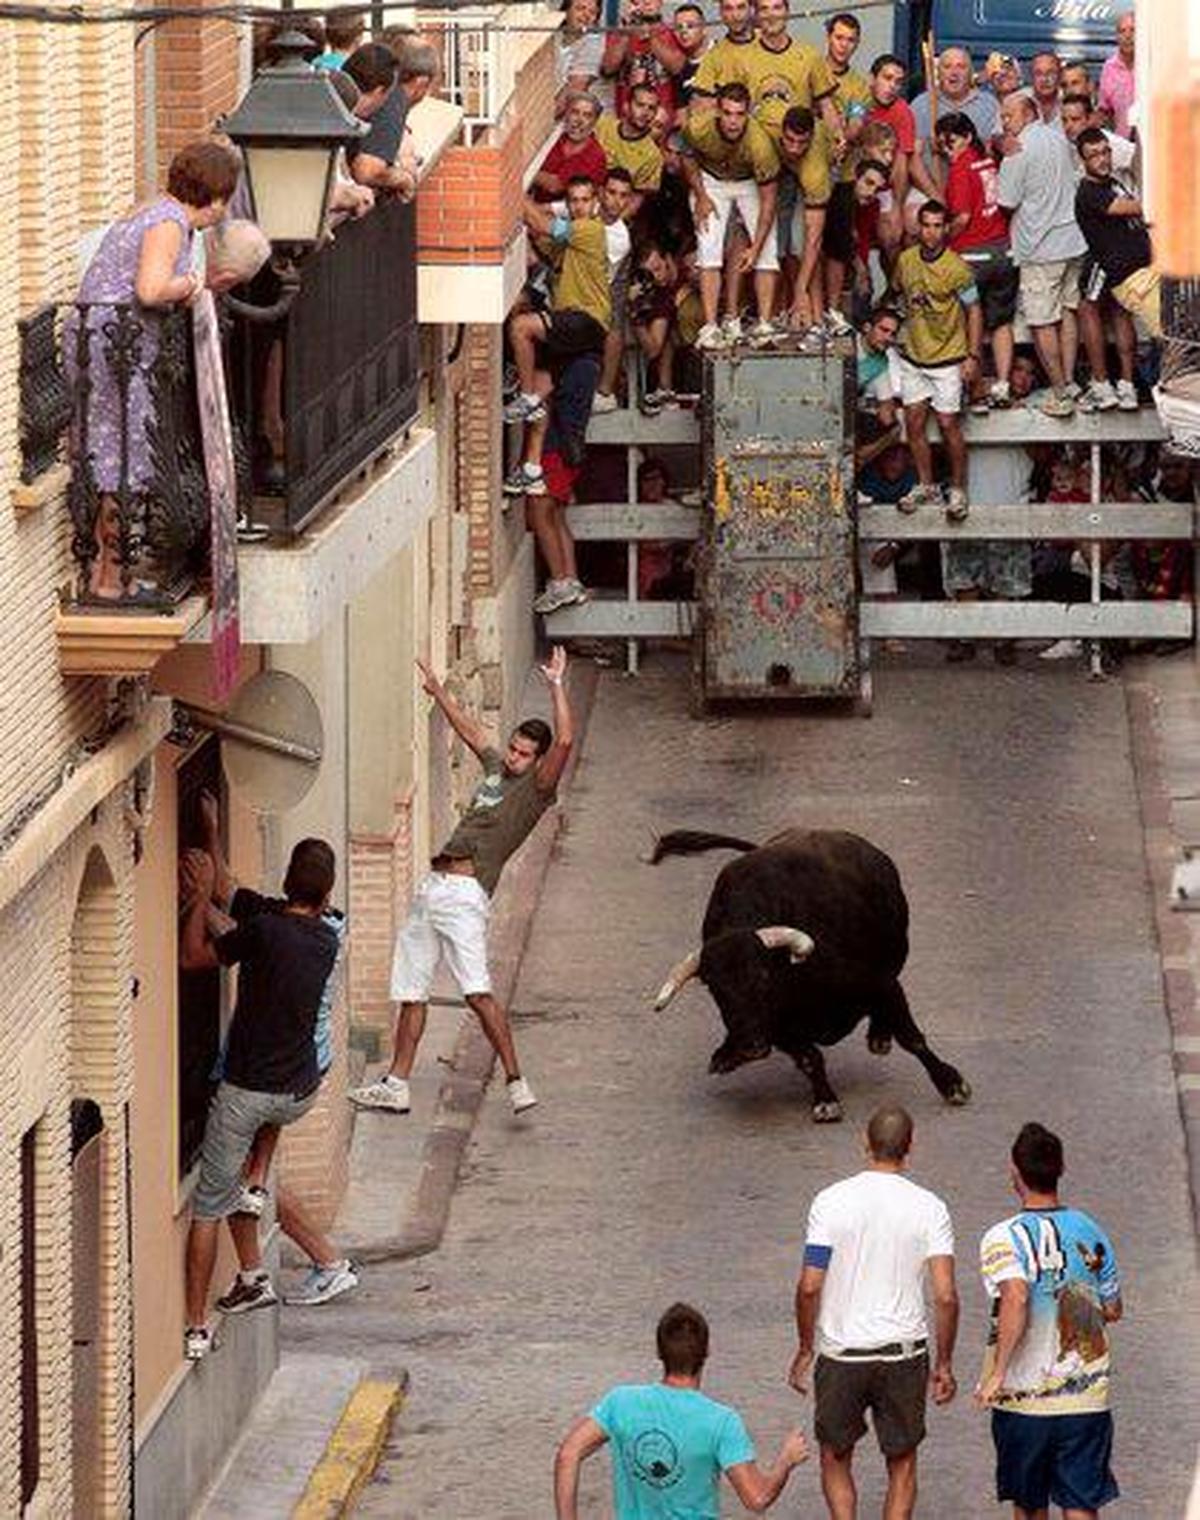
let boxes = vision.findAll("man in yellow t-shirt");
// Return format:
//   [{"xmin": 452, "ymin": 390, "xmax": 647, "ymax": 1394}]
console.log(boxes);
[
  {"xmin": 595, "ymin": 84, "xmax": 665, "ymax": 201},
  {"xmin": 689, "ymin": 0, "xmax": 756, "ymax": 104},
  {"xmin": 776, "ymin": 107, "xmax": 833, "ymax": 328},
  {"xmin": 504, "ymin": 178, "xmax": 611, "ymax": 491},
  {"xmin": 892, "ymin": 199, "xmax": 982, "ymax": 520},
  {"xmin": 743, "ymin": 0, "xmax": 842, "ymax": 146},
  {"xmin": 683, "ymin": 81, "xmax": 781, "ymax": 346}
]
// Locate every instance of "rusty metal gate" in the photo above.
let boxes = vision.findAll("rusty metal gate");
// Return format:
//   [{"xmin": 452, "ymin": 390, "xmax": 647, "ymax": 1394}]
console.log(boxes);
[{"xmin": 696, "ymin": 344, "xmax": 863, "ymax": 705}]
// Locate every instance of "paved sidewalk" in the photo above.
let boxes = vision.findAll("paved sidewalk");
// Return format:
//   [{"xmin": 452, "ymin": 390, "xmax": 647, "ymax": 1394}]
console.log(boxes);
[{"xmin": 1125, "ymin": 649, "xmax": 1200, "ymax": 1228}]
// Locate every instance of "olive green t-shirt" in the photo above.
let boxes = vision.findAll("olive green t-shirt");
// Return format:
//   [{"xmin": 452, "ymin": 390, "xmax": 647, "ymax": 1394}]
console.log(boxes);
[{"xmin": 437, "ymin": 748, "xmax": 555, "ymax": 896}]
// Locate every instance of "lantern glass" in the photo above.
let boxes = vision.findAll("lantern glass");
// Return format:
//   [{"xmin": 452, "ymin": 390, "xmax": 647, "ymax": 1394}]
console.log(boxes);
[{"xmin": 244, "ymin": 144, "xmax": 336, "ymax": 245}]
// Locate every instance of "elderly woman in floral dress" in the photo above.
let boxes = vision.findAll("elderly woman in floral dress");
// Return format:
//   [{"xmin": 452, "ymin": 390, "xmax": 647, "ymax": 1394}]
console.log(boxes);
[{"xmin": 70, "ymin": 139, "xmax": 240, "ymax": 600}]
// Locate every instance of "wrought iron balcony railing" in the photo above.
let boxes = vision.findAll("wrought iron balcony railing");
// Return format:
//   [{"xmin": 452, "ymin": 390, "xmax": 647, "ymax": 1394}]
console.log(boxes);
[
  {"xmin": 16, "ymin": 299, "xmax": 222, "ymax": 609},
  {"xmin": 227, "ymin": 193, "xmax": 420, "ymax": 535}
]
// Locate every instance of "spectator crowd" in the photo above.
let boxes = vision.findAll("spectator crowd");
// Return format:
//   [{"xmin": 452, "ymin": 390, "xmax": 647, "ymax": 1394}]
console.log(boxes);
[{"xmin": 496, "ymin": 1, "xmax": 1194, "ymax": 656}]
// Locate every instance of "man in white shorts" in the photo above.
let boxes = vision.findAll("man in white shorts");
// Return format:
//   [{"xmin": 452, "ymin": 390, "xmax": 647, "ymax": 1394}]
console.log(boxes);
[
  {"xmin": 349, "ymin": 648, "xmax": 573, "ymax": 1117},
  {"xmin": 683, "ymin": 80, "xmax": 781, "ymax": 348},
  {"xmin": 892, "ymin": 199, "xmax": 982, "ymax": 522}
]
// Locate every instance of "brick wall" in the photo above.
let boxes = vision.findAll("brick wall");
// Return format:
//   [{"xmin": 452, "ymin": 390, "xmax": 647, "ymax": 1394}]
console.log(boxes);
[
  {"xmin": 347, "ymin": 790, "xmax": 417, "ymax": 1041},
  {"xmin": 0, "ymin": 803, "xmax": 135, "ymax": 1515},
  {"xmin": 151, "ymin": 0, "xmax": 241, "ymax": 185}
]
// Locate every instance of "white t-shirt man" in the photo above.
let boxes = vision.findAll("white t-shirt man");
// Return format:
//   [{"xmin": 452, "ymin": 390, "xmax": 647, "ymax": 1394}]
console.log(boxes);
[{"xmin": 805, "ymin": 1171, "xmax": 955, "ymax": 1357}]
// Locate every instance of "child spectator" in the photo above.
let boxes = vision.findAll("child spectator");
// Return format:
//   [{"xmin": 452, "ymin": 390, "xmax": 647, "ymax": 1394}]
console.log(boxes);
[
  {"xmin": 935, "ymin": 112, "xmax": 1017, "ymax": 409},
  {"xmin": 601, "ymin": 0, "xmax": 684, "ymax": 118},
  {"xmin": 315, "ymin": 8, "xmax": 364, "ymax": 70},
  {"xmin": 891, "ymin": 199, "xmax": 982, "ymax": 521}
]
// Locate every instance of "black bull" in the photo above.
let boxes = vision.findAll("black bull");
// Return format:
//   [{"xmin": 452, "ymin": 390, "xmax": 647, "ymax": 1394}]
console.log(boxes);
[{"xmin": 650, "ymin": 828, "xmax": 971, "ymax": 1122}]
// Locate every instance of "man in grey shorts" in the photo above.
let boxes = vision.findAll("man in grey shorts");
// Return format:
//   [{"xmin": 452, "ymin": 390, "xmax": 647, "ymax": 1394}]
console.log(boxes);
[
  {"xmin": 788, "ymin": 1106, "xmax": 960, "ymax": 1520},
  {"xmin": 179, "ymin": 836, "xmax": 342, "ymax": 1361}
]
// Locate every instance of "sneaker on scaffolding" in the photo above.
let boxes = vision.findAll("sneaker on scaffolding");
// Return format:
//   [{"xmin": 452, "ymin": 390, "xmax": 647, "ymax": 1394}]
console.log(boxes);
[
  {"xmin": 721, "ymin": 314, "xmax": 744, "ymax": 344},
  {"xmin": 1039, "ymin": 637, "xmax": 1084, "ymax": 661},
  {"xmin": 503, "ymin": 392, "xmax": 547, "ymax": 425},
  {"xmin": 897, "ymin": 482, "xmax": 943, "ymax": 513},
  {"xmin": 532, "ymin": 579, "xmax": 585, "ymax": 615},
  {"xmin": 642, "ymin": 389, "xmax": 678, "ymax": 412},
  {"xmin": 968, "ymin": 392, "xmax": 991, "ymax": 416},
  {"xmin": 696, "ymin": 322, "xmax": 725, "ymax": 350},
  {"xmin": 988, "ymin": 379, "xmax": 1011, "ymax": 408},
  {"xmin": 502, "ymin": 462, "xmax": 545, "ymax": 497},
  {"xmin": 944, "ymin": 486, "xmax": 969, "ymax": 523},
  {"xmin": 747, "ymin": 317, "xmax": 778, "ymax": 348},
  {"xmin": 1115, "ymin": 378, "xmax": 1139, "ymax": 411},
  {"xmin": 1040, "ymin": 387, "xmax": 1076, "ymax": 418},
  {"xmin": 591, "ymin": 390, "xmax": 619, "ymax": 414},
  {"xmin": 1082, "ymin": 378, "xmax": 1119, "ymax": 411},
  {"xmin": 823, "ymin": 308, "xmax": 853, "ymax": 337}
]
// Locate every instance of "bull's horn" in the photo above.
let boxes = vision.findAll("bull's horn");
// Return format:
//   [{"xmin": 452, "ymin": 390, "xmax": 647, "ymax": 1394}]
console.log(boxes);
[
  {"xmin": 653, "ymin": 949, "xmax": 701, "ymax": 1010},
  {"xmin": 755, "ymin": 925, "xmax": 815, "ymax": 962}
]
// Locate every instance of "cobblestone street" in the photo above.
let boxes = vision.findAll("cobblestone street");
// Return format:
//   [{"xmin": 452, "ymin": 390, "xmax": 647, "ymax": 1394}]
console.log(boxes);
[{"xmin": 297, "ymin": 655, "xmax": 1199, "ymax": 1518}]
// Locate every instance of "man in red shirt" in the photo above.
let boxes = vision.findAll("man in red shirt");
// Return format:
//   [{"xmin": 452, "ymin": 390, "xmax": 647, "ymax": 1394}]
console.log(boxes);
[
  {"xmin": 865, "ymin": 53, "xmax": 937, "ymax": 210},
  {"xmin": 601, "ymin": 0, "xmax": 684, "ymax": 117},
  {"xmin": 936, "ymin": 112, "xmax": 1017, "ymax": 408},
  {"xmin": 533, "ymin": 92, "xmax": 608, "ymax": 201}
]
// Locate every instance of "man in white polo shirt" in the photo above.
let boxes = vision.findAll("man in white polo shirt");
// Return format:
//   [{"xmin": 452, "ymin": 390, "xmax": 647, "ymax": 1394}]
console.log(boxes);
[{"xmin": 789, "ymin": 1105, "xmax": 960, "ymax": 1520}]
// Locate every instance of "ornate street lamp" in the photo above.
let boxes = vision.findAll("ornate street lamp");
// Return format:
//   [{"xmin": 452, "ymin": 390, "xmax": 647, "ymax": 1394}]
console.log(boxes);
[{"xmin": 222, "ymin": 28, "xmax": 367, "ymax": 250}]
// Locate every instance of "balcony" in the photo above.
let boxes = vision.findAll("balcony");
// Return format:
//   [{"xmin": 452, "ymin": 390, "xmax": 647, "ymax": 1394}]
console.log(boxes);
[
  {"xmin": 27, "ymin": 193, "xmax": 427, "ymax": 676},
  {"xmin": 228, "ymin": 194, "xmax": 420, "ymax": 535},
  {"xmin": 413, "ymin": 2, "xmax": 562, "ymax": 323}
]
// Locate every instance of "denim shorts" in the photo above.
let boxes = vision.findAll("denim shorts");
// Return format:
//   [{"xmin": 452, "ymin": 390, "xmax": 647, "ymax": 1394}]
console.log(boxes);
[
  {"xmin": 992, "ymin": 1410, "xmax": 1119, "ymax": 1512},
  {"xmin": 192, "ymin": 1080, "xmax": 318, "ymax": 1219}
]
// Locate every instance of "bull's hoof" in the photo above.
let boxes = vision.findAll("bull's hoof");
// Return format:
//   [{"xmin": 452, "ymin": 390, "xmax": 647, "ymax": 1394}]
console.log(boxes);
[
  {"xmin": 709, "ymin": 1043, "xmax": 771, "ymax": 1075},
  {"xmin": 867, "ymin": 1033, "xmax": 892, "ymax": 1056},
  {"xmin": 943, "ymin": 1076, "xmax": 972, "ymax": 1106},
  {"xmin": 812, "ymin": 1100, "xmax": 844, "ymax": 1123}
]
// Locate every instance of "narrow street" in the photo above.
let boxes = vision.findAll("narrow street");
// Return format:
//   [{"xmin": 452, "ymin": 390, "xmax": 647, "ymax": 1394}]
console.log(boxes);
[{"xmin": 292, "ymin": 654, "xmax": 1199, "ymax": 1518}]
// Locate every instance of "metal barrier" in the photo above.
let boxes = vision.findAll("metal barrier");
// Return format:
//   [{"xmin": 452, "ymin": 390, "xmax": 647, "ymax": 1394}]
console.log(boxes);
[{"xmin": 547, "ymin": 401, "xmax": 1193, "ymax": 676}]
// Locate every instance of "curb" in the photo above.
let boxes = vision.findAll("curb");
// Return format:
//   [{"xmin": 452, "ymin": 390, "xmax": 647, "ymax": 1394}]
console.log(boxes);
[
  {"xmin": 1124, "ymin": 670, "xmax": 1200, "ymax": 1235},
  {"xmin": 345, "ymin": 661, "xmax": 603, "ymax": 1263},
  {"xmin": 292, "ymin": 1376, "xmax": 406, "ymax": 1519}
]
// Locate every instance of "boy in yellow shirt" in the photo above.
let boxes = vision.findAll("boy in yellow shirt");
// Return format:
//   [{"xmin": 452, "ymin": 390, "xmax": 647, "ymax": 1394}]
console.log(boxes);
[{"xmin": 891, "ymin": 199, "xmax": 982, "ymax": 521}]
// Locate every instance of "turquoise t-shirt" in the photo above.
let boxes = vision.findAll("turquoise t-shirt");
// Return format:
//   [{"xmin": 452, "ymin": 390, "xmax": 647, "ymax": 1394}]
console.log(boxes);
[{"xmin": 590, "ymin": 1383, "xmax": 756, "ymax": 1519}]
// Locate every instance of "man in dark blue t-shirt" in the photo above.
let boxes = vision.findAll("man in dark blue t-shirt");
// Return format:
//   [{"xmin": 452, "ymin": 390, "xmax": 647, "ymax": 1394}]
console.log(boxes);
[{"xmin": 179, "ymin": 832, "xmax": 339, "ymax": 1361}]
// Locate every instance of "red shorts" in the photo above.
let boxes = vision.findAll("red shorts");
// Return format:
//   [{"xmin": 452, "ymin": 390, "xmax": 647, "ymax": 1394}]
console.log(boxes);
[{"xmin": 541, "ymin": 450, "xmax": 579, "ymax": 504}]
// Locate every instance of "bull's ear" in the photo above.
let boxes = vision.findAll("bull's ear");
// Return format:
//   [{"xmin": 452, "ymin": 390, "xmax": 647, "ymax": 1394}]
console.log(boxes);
[{"xmin": 755, "ymin": 926, "xmax": 815, "ymax": 963}]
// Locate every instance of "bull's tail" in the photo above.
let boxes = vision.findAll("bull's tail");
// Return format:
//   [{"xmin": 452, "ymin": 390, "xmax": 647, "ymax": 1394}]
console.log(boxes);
[{"xmin": 649, "ymin": 830, "xmax": 758, "ymax": 864}]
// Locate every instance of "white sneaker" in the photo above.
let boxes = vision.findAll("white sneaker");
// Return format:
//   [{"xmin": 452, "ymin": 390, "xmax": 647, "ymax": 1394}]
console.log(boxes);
[
  {"xmin": 989, "ymin": 379, "xmax": 1011, "ymax": 408},
  {"xmin": 1115, "ymin": 378, "xmax": 1139, "ymax": 411},
  {"xmin": 1038, "ymin": 637, "xmax": 1084, "ymax": 661},
  {"xmin": 1083, "ymin": 378, "xmax": 1119, "ymax": 411},
  {"xmin": 823, "ymin": 308, "xmax": 853, "ymax": 337},
  {"xmin": 507, "ymin": 1076, "xmax": 538, "ymax": 1114},
  {"xmin": 721, "ymin": 314, "xmax": 743, "ymax": 343},
  {"xmin": 945, "ymin": 486, "xmax": 969, "ymax": 523},
  {"xmin": 184, "ymin": 1324, "xmax": 214, "ymax": 1361},
  {"xmin": 696, "ymin": 322, "xmax": 724, "ymax": 350},
  {"xmin": 285, "ymin": 1259, "xmax": 359, "ymax": 1306},
  {"xmin": 235, "ymin": 1184, "xmax": 268, "ymax": 1217},
  {"xmin": 747, "ymin": 317, "xmax": 777, "ymax": 348},
  {"xmin": 591, "ymin": 391, "xmax": 618, "ymax": 414},
  {"xmin": 347, "ymin": 1075, "xmax": 411, "ymax": 1113}
]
